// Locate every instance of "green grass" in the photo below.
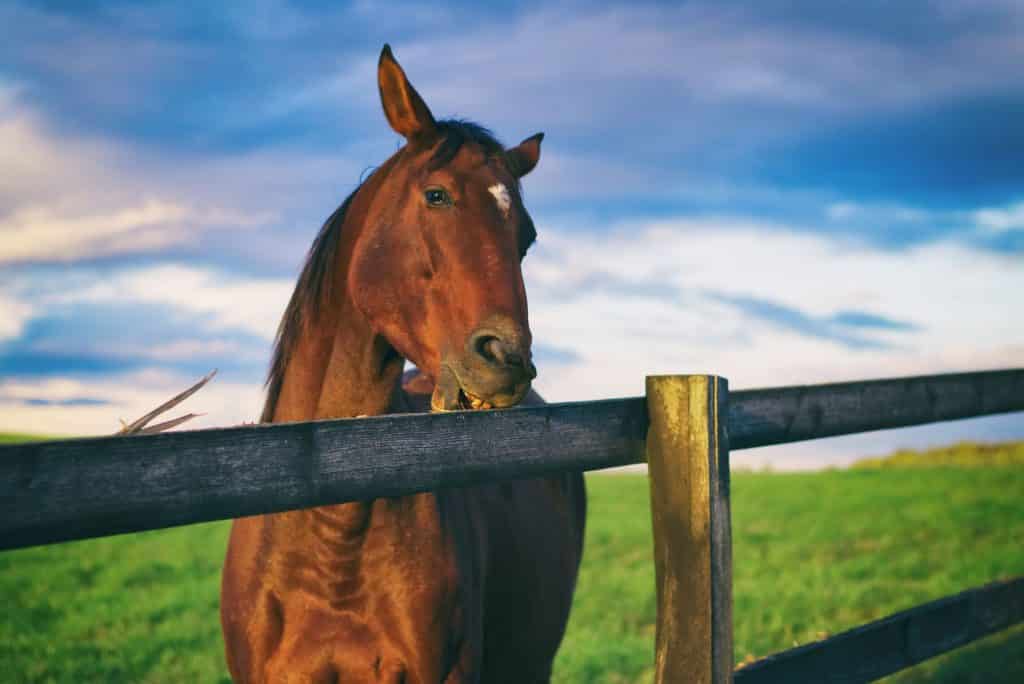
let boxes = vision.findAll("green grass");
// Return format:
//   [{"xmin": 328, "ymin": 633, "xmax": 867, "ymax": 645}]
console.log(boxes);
[
  {"xmin": 1, "ymin": 434, "xmax": 1022, "ymax": 682},
  {"xmin": 0, "ymin": 432, "xmax": 51, "ymax": 444},
  {"xmin": 0, "ymin": 522, "xmax": 231, "ymax": 683},
  {"xmin": 562, "ymin": 470, "xmax": 1024, "ymax": 683}
]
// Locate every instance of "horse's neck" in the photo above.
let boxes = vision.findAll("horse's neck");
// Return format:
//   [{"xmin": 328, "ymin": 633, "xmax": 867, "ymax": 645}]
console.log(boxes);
[
  {"xmin": 268, "ymin": 300, "xmax": 407, "ymax": 536},
  {"xmin": 272, "ymin": 302, "xmax": 402, "ymax": 422},
  {"xmin": 270, "ymin": 151, "xmax": 411, "ymax": 423}
]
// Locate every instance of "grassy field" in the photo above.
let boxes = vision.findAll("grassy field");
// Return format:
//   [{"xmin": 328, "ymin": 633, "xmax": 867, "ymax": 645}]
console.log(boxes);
[{"xmin": 1, "ymin": 436, "xmax": 1022, "ymax": 682}]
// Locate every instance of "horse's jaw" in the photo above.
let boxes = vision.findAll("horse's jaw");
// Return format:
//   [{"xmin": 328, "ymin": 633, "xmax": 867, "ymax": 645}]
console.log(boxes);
[{"xmin": 429, "ymin": 363, "xmax": 531, "ymax": 412}]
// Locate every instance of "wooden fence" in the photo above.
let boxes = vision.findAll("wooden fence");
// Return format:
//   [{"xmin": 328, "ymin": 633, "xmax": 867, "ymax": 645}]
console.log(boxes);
[{"xmin": 2, "ymin": 368, "xmax": 1023, "ymax": 682}]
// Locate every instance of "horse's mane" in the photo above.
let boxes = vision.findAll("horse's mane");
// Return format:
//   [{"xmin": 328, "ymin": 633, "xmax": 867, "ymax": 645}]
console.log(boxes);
[{"xmin": 261, "ymin": 120, "xmax": 510, "ymax": 422}]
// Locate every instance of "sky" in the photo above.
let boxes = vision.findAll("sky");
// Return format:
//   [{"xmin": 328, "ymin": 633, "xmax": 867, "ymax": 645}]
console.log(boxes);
[{"xmin": 1, "ymin": 0, "xmax": 1022, "ymax": 468}]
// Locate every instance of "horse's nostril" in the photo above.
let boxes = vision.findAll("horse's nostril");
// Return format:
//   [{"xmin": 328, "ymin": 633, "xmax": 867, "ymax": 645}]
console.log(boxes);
[
  {"xmin": 475, "ymin": 335, "xmax": 503, "ymax": 364},
  {"xmin": 472, "ymin": 333, "xmax": 531, "ymax": 373}
]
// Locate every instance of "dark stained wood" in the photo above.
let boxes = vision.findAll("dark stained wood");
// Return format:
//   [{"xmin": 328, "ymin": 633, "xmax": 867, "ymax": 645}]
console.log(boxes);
[
  {"xmin": 0, "ymin": 398, "xmax": 647, "ymax": 551},
  {"xmin": 728, "ymin": 368, "xmax": 1024, "ymax": 450},
  {"xmin": 646, "ymin": 375, "xmax": 733, "ymax": 683},
  {"xmin": 2, "ymin": 368, "xmax": 1022, "ymax": 551},
  {"xmin": 734, "ymin": 576, "xmax": 1024, "ymax": 683},
  {"xmin": 709, "ymin": 384, "xmax": 734, "ymax": 684}
]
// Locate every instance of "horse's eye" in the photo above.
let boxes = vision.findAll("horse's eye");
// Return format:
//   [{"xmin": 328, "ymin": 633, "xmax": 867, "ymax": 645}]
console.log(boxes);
[{"xmin": 424, "ymin": 187, "xmax": 451, "ymax": 207}]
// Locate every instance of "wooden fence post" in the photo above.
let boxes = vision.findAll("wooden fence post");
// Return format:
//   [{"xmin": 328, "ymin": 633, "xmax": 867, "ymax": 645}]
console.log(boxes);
[{"xmin": 646, "ymin": 375, "xmax": 733, "ymax": 683}]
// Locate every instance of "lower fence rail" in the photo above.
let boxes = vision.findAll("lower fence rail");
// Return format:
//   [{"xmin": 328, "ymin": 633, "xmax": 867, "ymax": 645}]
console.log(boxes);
[{"xmin": 734, "ymin": 576, "xmax": 1024, "ymax": 683}]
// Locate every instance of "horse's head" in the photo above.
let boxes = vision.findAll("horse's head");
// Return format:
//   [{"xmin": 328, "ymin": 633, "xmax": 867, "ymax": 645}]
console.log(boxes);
[{"xmin": 348, "ymin": 45, "xmax": 542, "ymax": 412}]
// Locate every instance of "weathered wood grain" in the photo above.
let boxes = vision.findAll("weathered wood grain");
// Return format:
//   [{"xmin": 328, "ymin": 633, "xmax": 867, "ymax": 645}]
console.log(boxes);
[
  {"xmin": 646, "ymin": 375, "xmax": 733, "ymax": 683},
  {"xmin": 728, "ymin": 369, "xmax": 1024, "ymax": 450},
  {"xmin": 0, "ymin": 398, "xmax": 647, "ymax": 551},
  {"xmin": 1, "ymin": 368, "xmax": 1021, "ymax": 551},
  {"xmin": 734, "ymin": 576, "xmax": 1024, "ymax": 683}
]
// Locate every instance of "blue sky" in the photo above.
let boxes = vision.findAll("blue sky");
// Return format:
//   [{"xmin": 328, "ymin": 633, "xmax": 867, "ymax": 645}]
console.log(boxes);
[{"xmin": 1, "ymin": 1, "xmax": 1022, "ymax": 467}]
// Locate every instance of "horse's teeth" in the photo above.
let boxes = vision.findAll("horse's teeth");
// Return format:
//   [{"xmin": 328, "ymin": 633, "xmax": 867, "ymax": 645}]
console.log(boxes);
[{"xmin": 461, "ymin": 389, "xmax": 494, "ymax": 410}]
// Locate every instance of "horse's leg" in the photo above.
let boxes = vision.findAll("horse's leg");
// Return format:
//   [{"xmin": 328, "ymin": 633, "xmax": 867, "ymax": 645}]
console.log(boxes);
[
  {"xmin": 221, "ymin": 516, "xmax": 285, "ymax": 683},
  {"xmin": 480, "ymin": 388, "xmax": 584, "ymax": 682},
  {"xmin": 401, "ymin": 373, "xmax": 586, "ymax": 684},
  {"xmin": 475, "ymin": 475, "xmax": 586, "ymax": 683}
]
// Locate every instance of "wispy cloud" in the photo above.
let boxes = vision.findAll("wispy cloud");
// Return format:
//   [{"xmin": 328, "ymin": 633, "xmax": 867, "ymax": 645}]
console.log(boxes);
[
  {"xmin": 525, "ymin": 216, "xmax": 1024, "ymax": 401},
  {"xmin": 0, "ymin": 291, "xmax": 33, "ymax": 342},
  {"xmin": 821, "ymin": 197, "xmax": 1024, "ymax": 249},
  {"xmin": 63, "ymin": 264, "xmax": 292, "ymax": 340},
  {"xmin": 19, "ymin": 397, "xmax": 110, "ymax": 407},
  {"xmin": 0, "ymin": 89, "xmax": 280, "ymax": 265},
  {"xmin": 0, "ymin": 263, "xmax": 289, "ymax": 386},
  {"xmin": 3, "ymin": 200, "xmax": 189, "ymax": 263},
  {"xmin": 0, "ymin": 85, "xmax": 377, "ymax": 278},
  {"xmin": 0, "ymin": 369, "xmax": 265, "ymax": 437},
  {"xmin": 973, "ymin": 201, "xmax": 1024, "ymax": 235},
  {"xmin": 707, "ymin": 292, "xmax": 917, "ymax": 350}
]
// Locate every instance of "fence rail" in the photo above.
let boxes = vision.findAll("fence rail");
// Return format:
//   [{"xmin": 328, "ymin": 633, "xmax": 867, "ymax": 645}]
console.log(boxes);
[
  {"xmin": 2, "ymin": 367, "xmax": 1023, "ymax": 682},
  {"xmin": 728, "ymin": 368, "xmax": 1024, "ymax": 449},
  {"xmin": 3, "ymin": 369, "xmax": 1022, "ymax": 552},
  {"xmin": 734, "ymin": 576, "xmax": 1024, "ymax": 683}
]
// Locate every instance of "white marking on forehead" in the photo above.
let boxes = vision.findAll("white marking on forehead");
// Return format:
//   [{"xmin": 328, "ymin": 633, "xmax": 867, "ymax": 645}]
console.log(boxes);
[{"xmin": 488, "ymin": 183, "xmax": 511, "ymax": 219}]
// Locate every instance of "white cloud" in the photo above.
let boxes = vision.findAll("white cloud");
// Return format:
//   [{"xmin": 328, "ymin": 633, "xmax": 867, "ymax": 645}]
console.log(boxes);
[
  {"xmin": 144, "ymin": 339, "xmax": 250, "ymax": 361},
  {"xmin": 0, "ymin": 369, "xmax": 265, "ymax": 437},
  {"xmin": 973, "ymin": 201, "xmax": 1024, "ymax": 235},
  {"xmin": 52, "ymin": 263, "xmax": 293, "ymax": 341},
  {"xmin": 526, "ymin": 217, "xmax": 1024, "ymax": 398},
  {"xmin": 1, "ymin": 200, "xmax": 191, "ymax": 263},
  {"xmin": 522, "ymin": 217, "xmax": 1024, "ymax": 467},
  {"xmin": 0, "ymin": 87, "xmax": 325, "ymax": 266},
  {"xmin": 0, "ymin": 85, "xmax": 113, "ymax": 208},
  {"xmin": 824, "ymin": 197, "xmax": 1024, "ymax": 242},
  {"xmin": 825, "ymin": 201, "xmax": 931, "ymax": 224},
  {"xmin": 0, "ymin": 290, "xmax": 33, "ymax": 341}
]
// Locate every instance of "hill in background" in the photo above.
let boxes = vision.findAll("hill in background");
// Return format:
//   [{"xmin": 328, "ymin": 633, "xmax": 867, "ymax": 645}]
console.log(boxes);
[{"xmin": 852, "ymin": 440, "xmax": 1024, "ymax": 469}]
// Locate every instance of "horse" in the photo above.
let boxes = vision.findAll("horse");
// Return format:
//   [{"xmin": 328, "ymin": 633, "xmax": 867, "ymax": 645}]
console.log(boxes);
[{"xmin": 220, "ymin": 45, "xmax": 586, "ymax": 683}]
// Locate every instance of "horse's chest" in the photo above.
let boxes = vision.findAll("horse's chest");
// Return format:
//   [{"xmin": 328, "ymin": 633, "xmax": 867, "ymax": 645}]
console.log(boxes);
[{"xmin": 264, "ymin": 498, "xmax": 461, "ymax": 680}]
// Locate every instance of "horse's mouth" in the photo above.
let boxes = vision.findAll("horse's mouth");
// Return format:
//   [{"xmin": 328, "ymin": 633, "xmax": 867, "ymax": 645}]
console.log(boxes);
[
  {"xmin": 456, "ymin": 387, "xmax": 494, "ymax": 410},
  {"xmin": 430, "ymin": 364, "xmax": 530, "ymax": 412}
]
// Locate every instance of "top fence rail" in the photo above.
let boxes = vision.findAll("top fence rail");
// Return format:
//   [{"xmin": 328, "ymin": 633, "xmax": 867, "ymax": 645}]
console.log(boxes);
[
  {"xmin": 2, "ymin": 368, "xmax": 1022, "ymax": 551},
  {"xmin": 727, "ymin": 368, "xmax": 1024, "ymax": 449}
]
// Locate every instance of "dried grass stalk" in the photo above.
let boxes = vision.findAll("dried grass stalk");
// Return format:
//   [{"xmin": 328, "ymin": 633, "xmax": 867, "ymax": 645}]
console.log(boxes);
[{"xmin": 116, "ymin": 369, "xmax": 217, "ymax": 435}]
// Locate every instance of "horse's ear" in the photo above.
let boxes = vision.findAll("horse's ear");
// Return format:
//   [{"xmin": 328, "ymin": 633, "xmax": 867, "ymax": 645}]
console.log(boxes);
[
  {"xmin": 506, "ymin": 133, "xmax": 544, "ymax": 178},
  {"xmin": 378, "ymin": 44, "xmax": 437, "ymax": 143}
]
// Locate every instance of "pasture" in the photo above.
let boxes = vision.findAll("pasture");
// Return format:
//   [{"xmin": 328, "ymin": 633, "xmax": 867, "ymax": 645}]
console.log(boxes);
[{"xmin": 1, "ymin": 438, "xmax": 1022, "ymax": 683}]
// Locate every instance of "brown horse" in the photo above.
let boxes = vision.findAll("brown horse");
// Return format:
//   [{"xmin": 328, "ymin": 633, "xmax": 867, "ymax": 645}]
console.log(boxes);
[{"xmin": 220, "ymin": 45, "xmax": 586, "ymax": 683}]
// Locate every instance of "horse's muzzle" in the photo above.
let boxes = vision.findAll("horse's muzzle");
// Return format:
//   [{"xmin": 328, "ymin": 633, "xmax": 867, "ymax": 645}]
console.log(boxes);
[{"xmin": 431, "ymin": 316, "xmax": 535, "ymax": 411}]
